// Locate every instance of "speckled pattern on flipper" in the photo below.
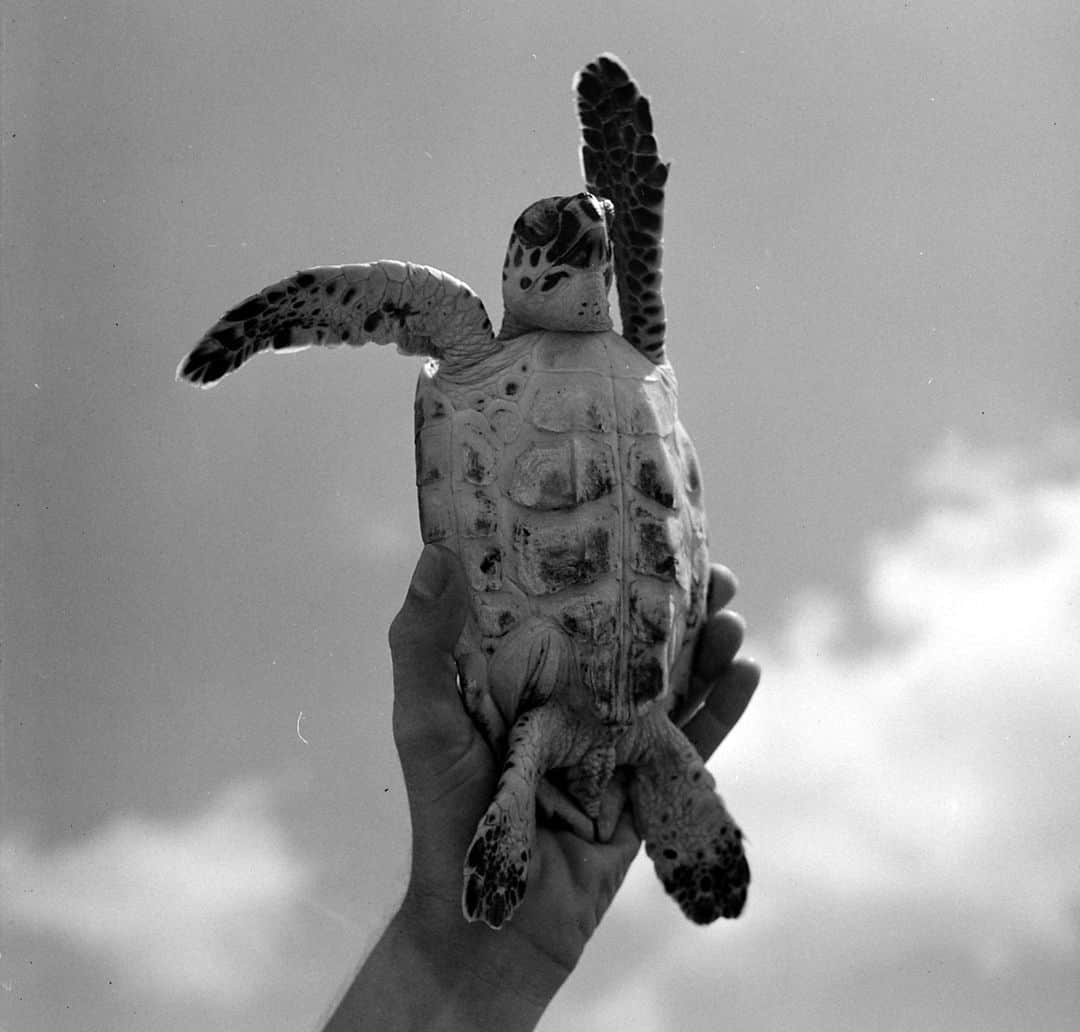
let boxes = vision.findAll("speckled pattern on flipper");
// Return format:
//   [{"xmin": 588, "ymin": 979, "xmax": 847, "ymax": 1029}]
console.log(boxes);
[
  {"xmin": 626, "ymin": 711, "xmax": 750, "ymax": 922},
  {"xmin": 576, "ymin": 54, "xmax": 670, "ymax": 365},
  {"xmin": 178, "ymin": 261, "xmax": 497, "ymax": 386},
  {"xmin": 178, "ymin": 54, "xmax": 750, "ymax": 930}
]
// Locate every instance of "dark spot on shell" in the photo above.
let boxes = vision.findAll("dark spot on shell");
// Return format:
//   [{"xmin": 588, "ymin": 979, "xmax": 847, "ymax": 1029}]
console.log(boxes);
[
  {"xmin": 463, "ymin": 444, "xmax": 494, "ymax": 484},
  {"xmin": 363, "ymin": 310, "xmax": 383, "ymax": 333},
  {"xmin": 520, "ymin": 276, "xmax": 532, "ymax": 289},
  {"xmin": 636, "ymin": 517, "xmax": 678, "ymax": 581},
  {"xmin": 296, "ymin": 272, "xmax": 316, "ymax": 288},
  {"xmin": 630, "ymin": 653, "xmax": 665, "ymax": 707},
  {"xmin": 341, "ymin": 287, "xmax": 357, "ymax": 305},
  {"xmin": 634, "ymin": 457, "xmax": 675, "ymax": 508}
]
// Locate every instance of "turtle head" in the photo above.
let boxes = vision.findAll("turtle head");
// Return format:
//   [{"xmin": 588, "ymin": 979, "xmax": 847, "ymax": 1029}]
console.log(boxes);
[{"xmin": 497, "ymin": 193, "xmax": 615, "ymax": 339}]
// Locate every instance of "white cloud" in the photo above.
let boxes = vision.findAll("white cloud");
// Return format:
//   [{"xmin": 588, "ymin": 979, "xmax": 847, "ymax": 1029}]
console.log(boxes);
[
  {"xmin": 547, "ymin": 430, "xmax": 1080, "ymax": 1031},
  {"xmin": 1, "ymin": 781, "xmax": 311, "ymax": 1006}
]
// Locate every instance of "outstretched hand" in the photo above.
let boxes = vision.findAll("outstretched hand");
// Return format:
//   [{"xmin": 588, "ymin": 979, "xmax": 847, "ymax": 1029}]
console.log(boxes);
[{"xmin": 388, "ymin": 545, "xmax": 759, "ymax": 979}]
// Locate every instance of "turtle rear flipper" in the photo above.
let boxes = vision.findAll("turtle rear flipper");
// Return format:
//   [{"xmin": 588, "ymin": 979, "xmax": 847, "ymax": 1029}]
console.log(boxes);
[
  {"xmin": 627, "ymin": 713, "xmax": 749, "ymax": 923},
  {"xmin": 462, "ymin": 702, "xmax": 566, "ymax": 929},
  {"xmin": 178, "ymin": 261, "xmax": 497, "ymax": 387}
]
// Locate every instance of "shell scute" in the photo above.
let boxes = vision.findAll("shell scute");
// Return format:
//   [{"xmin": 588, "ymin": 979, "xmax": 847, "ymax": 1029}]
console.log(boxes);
[
  {"xmin": 527, "ymin": 372, "xmax": 616, "ymax": 433},
  {"xmin": 628, "ymin": 581, "xmax": 676, "ymax": 644},
  {"xmin": 417, "ymin": 487, "xmax": 453, "ymax": 542},
  {"xmin": 556, "ymin": 589, "xmax": 619, "ymax": 645},
  {"xmin": 458, "ymin": 488, "xmax": 499, "ymax": 537},
  {"xmin": 415, "ymin": 426, "xmax": 449, "ymax": 487},
  {"xmin": 578, "ymin": 649, "xmax": 621, "ymax": 721},
  {"xmin": 628, "ymin": 643, "xmax": 667, "ymax": 709},
  {"xmin": 511, "ymin": 516, "xmax": 617, "ymax": 596},
  {"xmin": 615, "ymin": 370, "xmax": 676, "ymax": 435},
  {"xmin": 626, "ymin": 437, "xmax": 678, "ymax": 509},
  {"xmin": 628, "ymin": 502, "xmax": 687, "ymax": 588},
  {"xmin": 414, "ymin": 385, "xmax": 450, "ymax": 433},
  {"xmin": 509, "ymin": 437, "xmax": 617, "ymax": 509},
  {"xmin": 486, "ymin": 401, "xmax": 524, "ymax": 443},
  {"xmin": 456, "ymin": 412, "xmax": 499, "ymax": 486}
]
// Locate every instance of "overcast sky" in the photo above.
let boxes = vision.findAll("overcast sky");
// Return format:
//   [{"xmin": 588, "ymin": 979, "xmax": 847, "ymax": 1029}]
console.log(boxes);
[{"xmin": 2, "ymin": 2, "xmax": 1078, "ymax": 1030}]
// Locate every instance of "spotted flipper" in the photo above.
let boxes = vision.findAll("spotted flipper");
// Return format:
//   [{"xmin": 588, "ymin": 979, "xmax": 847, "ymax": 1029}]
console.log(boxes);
[
  {"xmin": 575, "ymin": 54, "xmax": 669, "ymax": 365},
  {"xmin": 463, "ymin": 705, "xmax": 563, "ymax": 929},
  {"xmin": 628, "ymin": 713, "xmax": 749, "ymax": 923},
  {"xmin": 178, "ymin": 261, "xmax": 497, "ymax": 387}
]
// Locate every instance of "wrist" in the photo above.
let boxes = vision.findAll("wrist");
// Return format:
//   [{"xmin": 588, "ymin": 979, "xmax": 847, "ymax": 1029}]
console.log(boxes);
[
  {"xmin": 323, "ymin": 887, "xmax": 562, "ymax": 1032},
  {"xmin": 397, "ymin": 885, "xmax": 571, "ymax": 1023}
]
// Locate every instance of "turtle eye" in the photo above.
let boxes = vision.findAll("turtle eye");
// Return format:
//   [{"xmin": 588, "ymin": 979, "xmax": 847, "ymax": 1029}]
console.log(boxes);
[
  {"xmin": 561, "ymin": 235, "xmax": 597, "ymax": 269},
  {"xmin": 515, "ymin": 199, "xmax": 560, "ymax": 245}
]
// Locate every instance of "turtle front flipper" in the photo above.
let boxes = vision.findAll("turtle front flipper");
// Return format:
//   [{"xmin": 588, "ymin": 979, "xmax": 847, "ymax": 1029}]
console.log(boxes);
[
  {"xmin": 575, "ymin": 54, "xmax": 670, "ymax": 365},
  {"xmin": 178, "ymin": 261, "xmax": 497, "ymax": 387},
  {"xmin": 627, "ymin": 713, "xmax": 749, "ymax": 923}
]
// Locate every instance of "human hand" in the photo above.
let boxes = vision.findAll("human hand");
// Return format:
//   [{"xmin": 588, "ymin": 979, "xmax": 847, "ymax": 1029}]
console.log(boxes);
[{"xmin": 386, "ymin": 544, "xmax": 759, "ymax": 1003}]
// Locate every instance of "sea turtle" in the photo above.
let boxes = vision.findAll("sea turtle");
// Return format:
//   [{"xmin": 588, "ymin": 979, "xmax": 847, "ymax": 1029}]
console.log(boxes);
[{"xmin": 178, "ymin": 54, "xmax": 749, "ymax": 928}]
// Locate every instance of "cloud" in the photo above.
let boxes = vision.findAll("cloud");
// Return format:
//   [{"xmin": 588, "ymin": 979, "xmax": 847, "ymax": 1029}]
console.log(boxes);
[
  {"xmin": 1, "ymin": 781, "xmax": 311, "ymax": 1006},
  {"xmin": 548, "ymin": 429, "xmax": 1080, "ymax": 1031}
]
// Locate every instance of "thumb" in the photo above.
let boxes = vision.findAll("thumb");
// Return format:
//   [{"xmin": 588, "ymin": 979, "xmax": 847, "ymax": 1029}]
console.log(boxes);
[{"xmin": 388, "ymin": 544, "xmax": 470, "ymax": 726}]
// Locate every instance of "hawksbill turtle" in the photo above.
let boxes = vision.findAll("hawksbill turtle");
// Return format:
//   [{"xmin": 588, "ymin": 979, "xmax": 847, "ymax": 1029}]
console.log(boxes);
[{"xmin": 178, "ymin": 54, "xmax": 749, "ymax": 928}]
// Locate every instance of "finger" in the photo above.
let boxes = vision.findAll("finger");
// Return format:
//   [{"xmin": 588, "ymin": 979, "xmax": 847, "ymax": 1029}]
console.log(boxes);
[
  {"xmin": 388, "ymin": 545, "xmax": 473, "ymax": 740},
  {"xmin": 695, "ymin": 610, "xmax": 747, "ymax": 683},
  {"xmin": 673, "ymin": 610, "xmax": 747, "ymax": 724},
  {"xmin": 707, "ymin": 564, "xmax": 739, "ymax": 612},
  {"xmin": 682, "ymin": 658, "xmax": 761, "ymax": 762}
]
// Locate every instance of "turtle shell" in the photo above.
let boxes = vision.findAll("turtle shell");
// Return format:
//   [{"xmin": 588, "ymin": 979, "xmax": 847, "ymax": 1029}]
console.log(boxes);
[{"xmin": 414, "ymin": 329, "xmax": 708, "ymax": 736}]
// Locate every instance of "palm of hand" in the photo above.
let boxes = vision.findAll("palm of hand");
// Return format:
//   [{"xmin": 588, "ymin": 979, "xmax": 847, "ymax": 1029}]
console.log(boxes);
[{"xmin": 391, "ymin": 548, "xmax": 757, "ymax": 974}]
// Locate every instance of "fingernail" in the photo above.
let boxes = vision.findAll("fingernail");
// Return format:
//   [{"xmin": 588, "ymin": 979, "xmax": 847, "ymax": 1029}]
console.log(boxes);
[{"xmin": 411, "ymin": 544, "xmax": 449, "ymax": 600}]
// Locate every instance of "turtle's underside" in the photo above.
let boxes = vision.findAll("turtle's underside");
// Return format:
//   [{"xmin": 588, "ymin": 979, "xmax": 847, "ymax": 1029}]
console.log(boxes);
[{"xmin": 179, "ymin": 55, "xmax": 749, "ymax": 928}]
